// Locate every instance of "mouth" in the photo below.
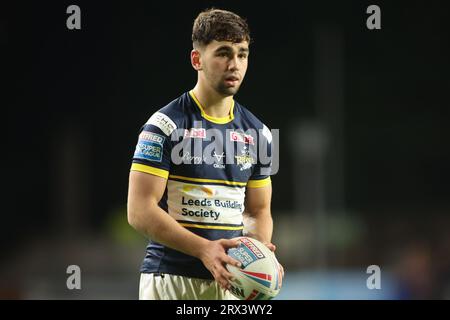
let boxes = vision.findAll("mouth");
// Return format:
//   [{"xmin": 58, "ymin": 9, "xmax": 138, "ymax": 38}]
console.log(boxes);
[
  {"xmin": 224, "ymin": 75, "xmax": 240, "ymax": 86},
  {"xmin": 225, "ymin": 75, "xmax": 239, "ymax": 81}
]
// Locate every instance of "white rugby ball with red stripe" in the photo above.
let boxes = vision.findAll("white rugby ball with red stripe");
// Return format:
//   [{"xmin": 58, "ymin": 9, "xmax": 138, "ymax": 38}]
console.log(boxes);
[{"xmin": 226, "ymin": 237, "xmax": 282, "ymax": 300}]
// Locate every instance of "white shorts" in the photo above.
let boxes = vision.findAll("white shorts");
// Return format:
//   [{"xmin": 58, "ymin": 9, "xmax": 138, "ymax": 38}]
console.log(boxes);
[{"xmin": 139, "ymin": 273, "xmax": 239, "ymax": 300}]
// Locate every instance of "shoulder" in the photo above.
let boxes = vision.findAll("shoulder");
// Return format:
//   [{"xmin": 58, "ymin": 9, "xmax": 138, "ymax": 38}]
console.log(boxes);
[
  {"xmin": 234, "ymin": 100, "xmax": 271, "ymax": 132},
  {"xmin": 144, "ymin": 92, "xmax": 190, "ymax": 136}
]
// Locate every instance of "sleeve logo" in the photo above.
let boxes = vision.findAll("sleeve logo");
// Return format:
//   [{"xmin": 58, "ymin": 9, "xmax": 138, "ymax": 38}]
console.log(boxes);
[
  {"xmin": 146, "ymin": 112, "xmax": 177, "ymax": 136},
  {"xmin": 134, "ymin": 131, "xmax": 165, "ymax": 162}
]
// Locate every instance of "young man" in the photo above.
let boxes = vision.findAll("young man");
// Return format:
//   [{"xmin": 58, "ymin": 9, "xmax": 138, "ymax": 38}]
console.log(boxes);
[{"xmin": 127, "ymin": 8, "xmax": 281, "ymax": 300}]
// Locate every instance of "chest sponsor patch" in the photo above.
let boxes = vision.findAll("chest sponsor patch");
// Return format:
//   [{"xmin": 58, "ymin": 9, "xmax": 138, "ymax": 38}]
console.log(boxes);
[
  {"xmin": 184, "ymin": 128, "xmax": 206, "ymax": 139},
  {"xmin": 229, "ymin": 130, "xmax": 255, "ymax": 145}
]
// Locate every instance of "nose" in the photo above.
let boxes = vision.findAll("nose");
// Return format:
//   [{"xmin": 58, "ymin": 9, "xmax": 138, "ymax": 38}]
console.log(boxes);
[{"xmin": 228, "ymin": 55, "xmax": 239, "ymax": 71}]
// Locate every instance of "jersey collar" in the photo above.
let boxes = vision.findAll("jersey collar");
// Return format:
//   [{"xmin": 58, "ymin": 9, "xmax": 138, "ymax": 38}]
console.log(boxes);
[{"xmin": 189, "ymin": 90, "xmax": 235, "ymax": 124}]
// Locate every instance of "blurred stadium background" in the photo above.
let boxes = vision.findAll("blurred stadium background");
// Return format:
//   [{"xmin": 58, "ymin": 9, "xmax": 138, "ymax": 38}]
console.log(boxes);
[{"xmin": 3, "ymin": 1, "xmax": 450, "ymax": 299}]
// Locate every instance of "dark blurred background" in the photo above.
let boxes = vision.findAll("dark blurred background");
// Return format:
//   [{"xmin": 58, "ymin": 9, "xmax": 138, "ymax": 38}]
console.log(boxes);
[{"xmin": 3, "ymin": 0, "xmax": 450, "ymax": 299}]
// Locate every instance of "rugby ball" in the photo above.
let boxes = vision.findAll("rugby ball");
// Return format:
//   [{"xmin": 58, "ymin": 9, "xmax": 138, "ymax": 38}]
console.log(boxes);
[{"xmin": 226, "ymin": 237, "xmax": 282, "ymax": 300}]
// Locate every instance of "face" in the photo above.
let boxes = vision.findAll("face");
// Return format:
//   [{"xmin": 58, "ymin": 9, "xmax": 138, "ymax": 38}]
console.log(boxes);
[{"xmin": 192, "ymin": 40, "xmax": 249, "ymax": 96}]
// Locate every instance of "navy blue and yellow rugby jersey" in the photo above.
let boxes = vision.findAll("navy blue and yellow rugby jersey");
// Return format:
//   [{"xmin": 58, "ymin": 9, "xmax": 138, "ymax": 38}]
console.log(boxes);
[{"xmin": 131, "ymin": 90, "xmax": 274, "ymax": 280}]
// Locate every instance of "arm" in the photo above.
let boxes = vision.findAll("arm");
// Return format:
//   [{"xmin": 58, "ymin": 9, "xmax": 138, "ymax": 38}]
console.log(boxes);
[
  {"xmin": 244, "ymin": 183, "xmax": 284, "ymax": 277},
  {"xmin": 127, "ymin": 170, "xmax": 240, "ymax": 289},
  {"xmin": 243, "ymin": 183, "xmax": 273, "ymax": 245}
]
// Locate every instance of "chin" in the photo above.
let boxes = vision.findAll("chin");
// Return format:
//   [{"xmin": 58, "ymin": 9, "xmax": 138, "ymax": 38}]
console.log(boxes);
[{"xmin": 217, "ymin": 85, "xmax": 240, "ymax": 96}]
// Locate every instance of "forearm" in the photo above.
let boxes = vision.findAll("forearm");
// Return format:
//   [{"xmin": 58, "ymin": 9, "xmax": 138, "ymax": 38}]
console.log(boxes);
[
  {"xmin": 128, "ymin": 203, "xmax": 208, "ymax": 259},
  {"xmin": 243, "ymin": 210, "xmax": 273, "ymax": 243}
]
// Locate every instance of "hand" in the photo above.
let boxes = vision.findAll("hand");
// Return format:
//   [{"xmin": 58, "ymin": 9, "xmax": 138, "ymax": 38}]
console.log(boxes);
[
  {"xmin": 263, "ymin": 241, "xmax": 276, "ymax": 252},
  {"xmin": 263, "ymin": 241, "xmax": 285, "ymax": 280},
  {"xmin": 198, "ymin": 239, "xmax": 242, "ymax": 290}
]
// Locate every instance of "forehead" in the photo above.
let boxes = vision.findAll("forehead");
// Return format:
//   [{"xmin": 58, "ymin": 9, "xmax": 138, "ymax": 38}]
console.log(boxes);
[{"xmin": 205, "ymin": 40, "xmax": 249, "ymax": 52}]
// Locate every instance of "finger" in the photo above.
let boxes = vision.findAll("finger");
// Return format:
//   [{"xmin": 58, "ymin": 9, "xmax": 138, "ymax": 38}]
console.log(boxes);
[
  {"xmin": 217, "ymin": 264, "xmax": 236, "ymax": 281},
  {"xmin": 264, "ymin": 242, "xmax": 276, "ymax": 252},
  {"xmin": 211, "ymin": 268, "xmax": 226, "ymax": 288},
  {"xmin": 216, "ymin": 274, "xmax": 232, "ymax": 290},
  {"xmin": 278, "ymin": 263, "xmax": 285, "ymax": 279},
  {"xmin": 225, "ymin": 270, "xmax": 236, "ymax": 281},
  {"xmin": 211, "ymin": 265, "xmax": 233, "ymax": 291},
  {"xmin": 221, "ymin": 281, "xmax": 230, "ymax": 290},
  {"xmin": 225, "ymin": 256, "xmax": 242, "ymax": 268},
  {"xmin": 215, "ymin": 276, "xmax": 228, "ymax": 290},
  {"xmin": 221, "ymin": 238, "xmax": 241, "ymax": 249}
]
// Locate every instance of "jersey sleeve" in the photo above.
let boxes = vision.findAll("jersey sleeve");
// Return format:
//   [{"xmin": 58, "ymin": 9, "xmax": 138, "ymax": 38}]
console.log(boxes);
[
  {"xmin": 130, "ymin": 111, "xmax": 177, "ymax": 179},
  {"xmin": 247, "ymin": 124, "xmax": 274, "ymax": 188}
]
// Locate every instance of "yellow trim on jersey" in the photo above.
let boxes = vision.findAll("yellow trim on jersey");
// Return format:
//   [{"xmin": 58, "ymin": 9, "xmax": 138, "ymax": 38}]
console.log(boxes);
[
  {"xmin": 169, "ymin": 174, "xmax": 247, "ymax": 187},
  {"xmin": 131, "ymin": 163, "xmax": 169, "ymax": 179},
  {"xmin": 178, "ymin": 222, "xmax": 244, "ymax": 231},
  {"xmin": 189, "ymin": 90, "xmax": 235, "ymax": 124},
  {"xmin": 247, "ymin": 177, "xmax": 271, "ymax": 188}
]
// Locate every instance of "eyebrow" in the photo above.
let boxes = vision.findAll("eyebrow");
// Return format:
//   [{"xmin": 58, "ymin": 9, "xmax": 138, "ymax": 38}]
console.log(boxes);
[{"xmin": 215, "ymin": 45, "xmax": 249, "ymax": 53}]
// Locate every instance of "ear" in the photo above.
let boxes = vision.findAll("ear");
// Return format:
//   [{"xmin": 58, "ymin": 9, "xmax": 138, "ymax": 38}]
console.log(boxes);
[{"xmin": 191, "ymin": 49, "xmax": 202, "ymax": 71}]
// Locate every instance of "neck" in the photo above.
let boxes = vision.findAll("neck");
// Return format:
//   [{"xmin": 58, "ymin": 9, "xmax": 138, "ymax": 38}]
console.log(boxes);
[{"xmin": 192, "ymin": 82, "xmax": 233, "ymax": 118}]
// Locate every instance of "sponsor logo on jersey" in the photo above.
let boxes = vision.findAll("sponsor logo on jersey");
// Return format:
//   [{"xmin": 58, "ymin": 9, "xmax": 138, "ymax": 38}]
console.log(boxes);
[
  {"xmin": 229, "ymin": 130, "xmax": 255, "ymax": 145},
  {"xmin": 213, "ymin": 152, "xmax": 225, "ymax": 169},
  {"xmin": 184, "ymin": 128, "xmax": 206, "ymax": 139},
  {"xmin": 181, "ymin": 207, "xmax": 220, "ymax": 220},
  {"xmin": 181, "ymin": 151, "xmax": 203, "ymax": 164},
  {"xmin": 146, "ymin": 112, "xmax": 177, "ymax": 136},
  {"xmin": 205, "ymin": 151, "xmax": 227, "ymax": 169},
  {"xmin": 134, "ymin": 132, "xmax": 165, "ymax": 162},
  {"xmin": 213, "ymin": 151, "xmax": 225, "ymax": 162},
  {"xmin": 235, "ymin": 146, "xmax": 255, "ymax": 171},
  {"xmin": 182, "ymin": 185, "xmax": 215, "ymax": 197},
  {"xmin": 139, "ymin": 131, "xmax": 165, "ymax": 144}
]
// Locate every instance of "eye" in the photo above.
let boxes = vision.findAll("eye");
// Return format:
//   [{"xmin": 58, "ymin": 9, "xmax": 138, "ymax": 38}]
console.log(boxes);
[{"xmin": 239, "ymin": 53, "xmax": 248, "ymax": 59}]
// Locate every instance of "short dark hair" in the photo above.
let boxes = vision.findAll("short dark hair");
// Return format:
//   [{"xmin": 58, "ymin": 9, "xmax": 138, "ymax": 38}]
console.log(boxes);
[{"xmin": 192, "ymin": 9, "xmax": 251, "ymax": 48}]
